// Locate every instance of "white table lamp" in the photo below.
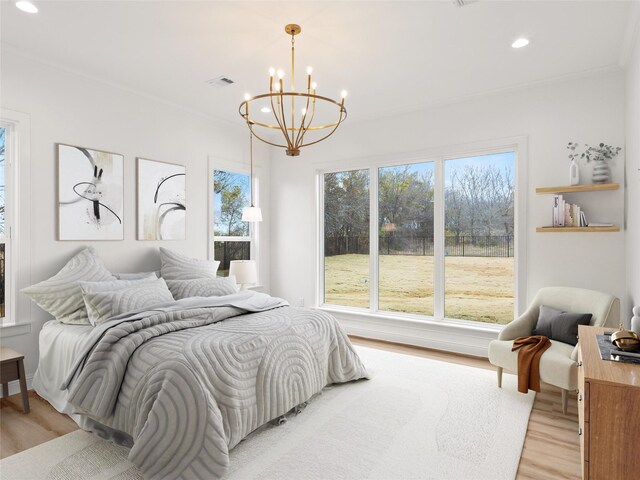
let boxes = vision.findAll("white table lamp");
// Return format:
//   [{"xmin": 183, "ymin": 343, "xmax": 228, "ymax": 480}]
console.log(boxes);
[{"xmin": 229, "ymin": 260, "xmax": 257, "ymax": 290}]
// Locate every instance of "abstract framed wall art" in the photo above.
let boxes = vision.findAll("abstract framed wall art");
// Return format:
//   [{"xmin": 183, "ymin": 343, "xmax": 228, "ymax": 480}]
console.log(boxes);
[
  {"xmin": 58, "ymin": 144, "xmax": 124, "ymax": 241},
  {"xmin": 137, "ymin": 158, "xmax": 186, "ymax": 240}
]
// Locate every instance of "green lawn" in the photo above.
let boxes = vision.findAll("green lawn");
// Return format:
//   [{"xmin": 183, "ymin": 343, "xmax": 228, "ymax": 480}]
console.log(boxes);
[{"xmin": 324, "ymin": 254, "xmax": 515, "ymax": 324}]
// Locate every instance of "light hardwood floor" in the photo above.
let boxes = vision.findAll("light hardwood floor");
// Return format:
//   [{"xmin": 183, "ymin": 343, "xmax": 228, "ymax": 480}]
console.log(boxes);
[{"xmin": 0, "ymin": 337, "xmax": 581, "ymax": 479}]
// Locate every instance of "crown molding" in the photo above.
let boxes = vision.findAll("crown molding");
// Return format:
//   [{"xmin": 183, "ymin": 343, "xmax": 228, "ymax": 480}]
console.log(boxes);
[
  {"xmin": 2, "ymin": 43, "xmax": 625, "ymax": 134},
  {"xmin": 1, "ymin": 43, "xmax": 246, "ymax": 132},
  {"xmin": 348, "ymin": 64, "xmax": 624, "ymax": 126}
]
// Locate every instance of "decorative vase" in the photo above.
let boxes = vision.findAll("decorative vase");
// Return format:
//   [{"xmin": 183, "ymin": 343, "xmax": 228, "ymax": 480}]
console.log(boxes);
[
  {"xmin": 632, "ymin": 306, "xmax": 640, "ymax": 336},
  {"xmin": 569, "ymin": 159, "xmax": 579, "ymax": 186},
  {"xmin": 592, "ymin": 159, "xmax": 610, "ymax": 184}
]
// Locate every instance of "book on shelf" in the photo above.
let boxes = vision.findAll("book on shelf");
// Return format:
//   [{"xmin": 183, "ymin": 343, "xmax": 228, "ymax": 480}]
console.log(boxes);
[
  {"xmin": 589, "ymin": 222, "xmax": 614, "ymax": 227},
  {"xmin": 580, "ymin": 211, "xmax": 588, "ymax": 227},
  {"xmin": 550, "ymin": 198, "xmax": 591, "ymax": 227}
]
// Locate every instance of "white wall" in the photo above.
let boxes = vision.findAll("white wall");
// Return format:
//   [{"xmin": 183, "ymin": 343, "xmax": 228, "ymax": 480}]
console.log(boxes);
[
  {"xmin": 0, "ymin": 49, "xmax": 270, "ymax": 380},
  {"xmin": 626, "ymin": 22, "xmax": 640, "ymax": 322},
  {"xmin": 270, "ymin": 73, "xmax": 626, "ymax": 354}
]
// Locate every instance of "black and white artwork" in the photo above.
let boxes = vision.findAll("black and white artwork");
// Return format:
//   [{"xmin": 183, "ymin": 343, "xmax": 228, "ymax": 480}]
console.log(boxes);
[
  {"xmin": 137, "ymin": 158, "xmax": 186, "ymax": 240},
  {"xmin": 58, "ymin": 144, "xmax": 124, "ymax": 241}
]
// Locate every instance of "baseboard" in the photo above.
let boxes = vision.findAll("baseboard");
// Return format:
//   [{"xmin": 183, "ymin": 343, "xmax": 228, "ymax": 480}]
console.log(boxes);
[
  {"xmin": 1, "ymin": 373, "xmax": 34, "ymax": 397},
  {"xmin": 331, "ymin": 311, "xmax": 498, "ymax": 357}
]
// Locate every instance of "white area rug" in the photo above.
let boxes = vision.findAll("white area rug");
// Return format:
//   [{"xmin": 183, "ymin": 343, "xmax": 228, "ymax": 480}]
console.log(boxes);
[{"xmin": 0, "ymin": 346, "xmax": 534, "ymax": 480}]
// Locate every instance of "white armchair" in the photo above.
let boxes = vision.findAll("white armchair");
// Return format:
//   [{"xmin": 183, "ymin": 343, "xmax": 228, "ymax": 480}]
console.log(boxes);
[{"xmin": 488, "ymin": 286, "xmax": 619, "ymax": 413}]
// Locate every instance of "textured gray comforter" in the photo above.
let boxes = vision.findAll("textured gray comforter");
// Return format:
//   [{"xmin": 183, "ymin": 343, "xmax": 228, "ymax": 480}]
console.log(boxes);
[{"xmin": 63, "ymin": 292, "xmax": 369, "ymax": 480}]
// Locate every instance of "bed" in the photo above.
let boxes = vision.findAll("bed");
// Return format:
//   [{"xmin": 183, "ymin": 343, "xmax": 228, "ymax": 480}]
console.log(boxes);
[{"xmin": 33, "ymin": 292, "xmax": 369, "ymax": 480}]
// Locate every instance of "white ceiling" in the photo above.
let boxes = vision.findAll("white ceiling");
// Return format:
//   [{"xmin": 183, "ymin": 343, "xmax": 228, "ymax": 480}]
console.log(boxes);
[{"xmin": 1, "ymin": 1, "xmax": 636, "ymax": 126}]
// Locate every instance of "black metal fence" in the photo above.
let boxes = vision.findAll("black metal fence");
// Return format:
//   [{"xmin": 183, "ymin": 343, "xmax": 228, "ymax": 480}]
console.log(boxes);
[
  {"xmin": 214, "ymin": 241, "xmax": 251, "ymax": 275},
  {"xmin": 325, "ymin": 235, "xmax": 514, "ymax": 258}
]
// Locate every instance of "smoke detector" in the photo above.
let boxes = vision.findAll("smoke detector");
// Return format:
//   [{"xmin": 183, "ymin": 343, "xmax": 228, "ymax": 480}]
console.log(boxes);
[{"xmin": 206, "ymin": 76, "xmax": 235, "ymax": 87}]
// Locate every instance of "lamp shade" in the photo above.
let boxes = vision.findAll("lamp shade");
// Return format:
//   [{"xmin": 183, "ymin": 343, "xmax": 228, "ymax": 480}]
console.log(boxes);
[
  {"xmin": 229, "ymin": 260, "xmax": 257, "ymax": 287},
  {"xmin": 242, "ymin": 206, "xmax": 262, "ymax": 222}
]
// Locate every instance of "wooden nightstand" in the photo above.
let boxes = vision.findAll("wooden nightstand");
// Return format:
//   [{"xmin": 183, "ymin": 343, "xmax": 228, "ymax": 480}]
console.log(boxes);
[{"xmin": 0, "ymin": 347, "xmax": 30, "ymax": 413}]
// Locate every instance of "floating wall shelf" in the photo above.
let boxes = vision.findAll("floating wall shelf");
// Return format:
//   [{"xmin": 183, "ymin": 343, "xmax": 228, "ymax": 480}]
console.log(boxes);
[
  {"xmin": 535, "ymin": 183, "xmax": 620, "ymax": 232},
  {"xmin": 536, "ymin": 226, "xmax": 620, "ymax": 233},
  {"xmin": 535, "ymin": 183, "xmax": 619, "ymax": 195}
]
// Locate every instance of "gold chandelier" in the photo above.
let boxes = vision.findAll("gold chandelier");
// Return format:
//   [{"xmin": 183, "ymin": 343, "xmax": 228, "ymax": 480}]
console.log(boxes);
[{"xmin": 239, "ymin": 24, "xmax": 348, "ymax": 157}]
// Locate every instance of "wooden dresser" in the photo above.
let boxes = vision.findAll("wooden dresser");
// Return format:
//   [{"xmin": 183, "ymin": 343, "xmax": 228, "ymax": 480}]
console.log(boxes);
[{"xmin": 577, "ymin": 325, "xmax": 640, "ymax": 480}]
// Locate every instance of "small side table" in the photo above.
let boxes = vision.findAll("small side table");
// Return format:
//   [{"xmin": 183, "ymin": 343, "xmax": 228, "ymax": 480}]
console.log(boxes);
[{"xmin": 0, "ymin": 346, "xmax": 30, "ymax": 413}]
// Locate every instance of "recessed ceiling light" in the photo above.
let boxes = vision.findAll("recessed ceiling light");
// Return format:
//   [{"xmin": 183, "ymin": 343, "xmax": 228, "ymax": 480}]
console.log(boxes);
[
  {"xmin": 260, "ymin": 107, "xmax": 271, "ymax": 113},
  {"xmin": 512, "ymin": 38, "xmax": 529, "ymax": 49},
  {"xmin": 15, "ymin": 1, "xmax": 38, "ymax": 13}
]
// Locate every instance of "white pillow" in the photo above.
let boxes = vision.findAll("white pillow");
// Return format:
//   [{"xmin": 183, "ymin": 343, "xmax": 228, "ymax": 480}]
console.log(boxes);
[
  {"xmin": 81, "ymin": 277, "xmax": 175, "ymax": 326},
  {"xmin": 113, "ymin": 271, "xmax": 160, "ymax": 280},
  {"xmin": 79, "ymin": 274, "xmax": 158, "ymax": 295},
  {"xmin": 166, "ymin": 276, "xmax": 238, "ymax": 300},
  {"xmin": 22, "ymin": 247, "xmax": 116, "ymax": 324},
  {"xmin": 159, "ymin": 247, "xmax": 220, "ymax": 280}
]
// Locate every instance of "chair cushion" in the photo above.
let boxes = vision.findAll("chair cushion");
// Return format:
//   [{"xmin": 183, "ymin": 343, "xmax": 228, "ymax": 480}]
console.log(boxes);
[
  {"xmin": 533, "ymin": 305, "xmax": 592, "ymax": 346},
  {"xmin": 488, "ymin": 339, "xmax": 577, "ymax": 390}
]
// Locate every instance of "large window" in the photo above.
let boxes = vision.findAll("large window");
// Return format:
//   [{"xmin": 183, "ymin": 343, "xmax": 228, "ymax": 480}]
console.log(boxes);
[
  {"xmin": 378, "ymin": 162, "xmax": 434, "ymax": 315},
  {"xmin": 323, "ymin": 169, "xmax": 370, "ymax": 308},
  {"xmin": 321, "ymin": 149, "xmax": 518, "ymax": 326},
  {"xmin": 213, "ymin": 169, "xmax": 252, "ymax": 276},
  {"xmin": 444, "ymin": 153, "xmax": 515, "ymax": 324}
]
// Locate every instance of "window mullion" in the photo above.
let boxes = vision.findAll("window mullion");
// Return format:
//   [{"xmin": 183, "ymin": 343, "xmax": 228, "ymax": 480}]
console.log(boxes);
[
  {"xmin": 317, "ymin": 172, "xmax": 325, "ymax": 306},
  {"xmin": 369, "ymin": 167, "xmax": 379, "ymax": 313},
  {"xmin": 433, "ymin": 158, "xmax": 445, "ymax": 321}
]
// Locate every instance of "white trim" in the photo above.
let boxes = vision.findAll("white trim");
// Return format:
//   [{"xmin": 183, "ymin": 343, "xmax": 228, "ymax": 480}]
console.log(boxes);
[
  {"xmin": 0, "ymin": 109, "xmax": 31, "ymax": 327},
  {"xmin": 315, "ymin": 171, "xmax": 325, "ymax": 306},
  {"xmin": 318, "ymin": 307, "xmax": 498, "ymax": 357},
  {"xmin": 368, "ymin": 167, "xmax": 378, "ymax": 312},
  {"xmin": 3, "ymin": 44, "xmax": 622, "ymax": 129},
  {"xmin": 353, "ymin": 66, "xmax": 623, "ymax": 125},
  {"xmin": 316, "ymin": 136, "xmax": 528, "ymax": 329},
  {"xmin": 434, "ymin": 159, "xmax": 445, "ymax": 320},
  {"xmin": 2, "ymin": 44, "xmax": 244, "ymax": 130},
  {"xmin": 0, "ymin": 321, "xmax": 31, "ymax": 338}
]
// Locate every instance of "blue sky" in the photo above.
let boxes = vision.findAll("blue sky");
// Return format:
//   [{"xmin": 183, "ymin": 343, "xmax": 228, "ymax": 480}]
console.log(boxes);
[
  {"xmin": 213, "ymin": 170, "xmax": 250, "ymax": 234},
  {"xmin": 378, "ymin": 151, "xmax": 515, "ymax": 183}
]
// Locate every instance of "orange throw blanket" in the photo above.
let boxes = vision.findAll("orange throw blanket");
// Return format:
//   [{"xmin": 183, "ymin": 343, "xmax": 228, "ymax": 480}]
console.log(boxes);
[{"xmin": 511, "ymin": 336, "xmax": 551, "ymax": 393}]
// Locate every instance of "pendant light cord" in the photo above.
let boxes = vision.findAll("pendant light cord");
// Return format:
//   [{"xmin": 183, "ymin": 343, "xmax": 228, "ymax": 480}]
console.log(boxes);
[{"xmin": 249, "ymin": 133, "xmax": 254, "ymax": 207}]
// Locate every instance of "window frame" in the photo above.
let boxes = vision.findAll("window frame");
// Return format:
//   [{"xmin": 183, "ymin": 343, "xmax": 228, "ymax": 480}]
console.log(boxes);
[
  {"xmin": 208, "ymin": 158, "xmax": 260, "ymax": 278},
  {"xmin": 316, "ymin": 136, "xmax": 527, "ymax": 330},
  {"xmin": 0, "ymin": 121, "xmax": 17, "ymax": 326}
]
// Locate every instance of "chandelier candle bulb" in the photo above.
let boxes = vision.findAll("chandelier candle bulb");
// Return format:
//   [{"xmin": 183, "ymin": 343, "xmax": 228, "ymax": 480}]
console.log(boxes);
[
  {"xmin": 269, "ymin": 67, "xmax": 275, "ymax": 77},
  {"xmin": 277, "ymin": 69, "xmax": 285, "ymax": 79}
]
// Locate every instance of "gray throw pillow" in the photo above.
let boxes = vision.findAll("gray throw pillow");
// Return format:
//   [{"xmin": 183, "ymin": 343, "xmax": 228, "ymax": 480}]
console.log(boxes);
[
  {"xmin": 533, "ymin": 305, "xmax": 592, "ymax": 346},
  {"xmin": 159, "ymin": 247, "xmax": 220, "ymax": 280},
  {"xmin": 21, "ymin": 247, "xmax": 116, "ymax": 324},
  {"xmin": 81, "ymin": 277, "xmax": 175, "ymax": 326},
  {"xmin": 166, "ymin": 277, "xmax": 238, "ymax": 300}
]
